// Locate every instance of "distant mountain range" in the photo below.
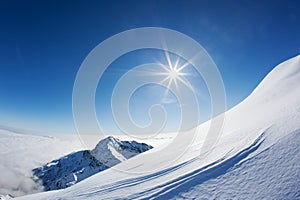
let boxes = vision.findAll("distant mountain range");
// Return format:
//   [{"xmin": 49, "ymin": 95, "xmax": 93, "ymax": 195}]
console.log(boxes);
[{"xmin": 33, "ymin": 136, "xmax": 153, "ymax": 191}]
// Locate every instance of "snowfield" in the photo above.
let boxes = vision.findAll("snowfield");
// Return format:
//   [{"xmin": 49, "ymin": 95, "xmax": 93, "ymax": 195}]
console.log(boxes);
[{"xmin": 2, "ymin": 55, "xmax": 300, "ymax": 199}]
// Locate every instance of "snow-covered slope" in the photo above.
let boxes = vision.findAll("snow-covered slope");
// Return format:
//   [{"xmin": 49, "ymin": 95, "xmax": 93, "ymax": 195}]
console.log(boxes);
[
  {"xmin": 17, "ymin": 55, "xmax": 300, "ymax": 199},
  {"xmin": 32, "ymin": 136, "xmax": 152, "ymax": 191}
]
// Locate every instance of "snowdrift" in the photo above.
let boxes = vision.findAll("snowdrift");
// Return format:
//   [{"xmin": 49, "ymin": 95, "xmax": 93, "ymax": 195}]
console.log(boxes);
[{"xmin": 17, "ymin": 55, "xmax": 300, "ymax": 199}]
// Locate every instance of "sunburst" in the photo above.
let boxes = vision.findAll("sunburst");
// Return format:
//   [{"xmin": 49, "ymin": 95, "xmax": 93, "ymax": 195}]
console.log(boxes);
[{"xmin": 157, "ymin": 51, "xmax": 192, "ymax": 91}]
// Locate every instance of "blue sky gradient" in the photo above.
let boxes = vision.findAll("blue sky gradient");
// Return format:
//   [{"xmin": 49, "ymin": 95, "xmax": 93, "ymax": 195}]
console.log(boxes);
[{"xmin": 0, "ymin": 0, "xmax": 299, "ymax": 134}]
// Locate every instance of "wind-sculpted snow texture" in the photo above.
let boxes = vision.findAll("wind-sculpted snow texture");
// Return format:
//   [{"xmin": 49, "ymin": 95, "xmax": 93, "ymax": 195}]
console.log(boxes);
[
  {"xmin": 32, "ymin": 136, "xmax": 153, "ymax": 191},
  {"xmin": 17, "ymin": 55, "xmax": 300, "ymax": 199}
]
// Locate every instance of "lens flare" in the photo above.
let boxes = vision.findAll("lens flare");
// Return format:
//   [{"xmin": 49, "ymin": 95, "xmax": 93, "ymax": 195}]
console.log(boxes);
[{"xmin": 156, "ymin": 51, "xmax": 193, "ymax": 92}]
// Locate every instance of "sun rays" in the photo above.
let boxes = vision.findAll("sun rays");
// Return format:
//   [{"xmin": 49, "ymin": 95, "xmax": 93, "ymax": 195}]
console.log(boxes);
[{"xmin": 156, "ymin": 51, "xmax": 192, "ymax": 91}]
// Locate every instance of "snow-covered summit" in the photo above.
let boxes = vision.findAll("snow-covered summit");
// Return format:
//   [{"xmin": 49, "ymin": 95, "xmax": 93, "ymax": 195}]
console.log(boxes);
[
  {"xmin": 91, "ymin": 136, "xmax": 153, "ymax": 167},
  {"xmin": 32, "ymin": 136, "xmax": 152, "ymax": 191}
]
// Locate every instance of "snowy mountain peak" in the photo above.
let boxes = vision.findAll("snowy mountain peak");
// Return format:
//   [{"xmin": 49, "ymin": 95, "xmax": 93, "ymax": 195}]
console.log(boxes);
[
  {"xmin": 91, "ymin": 136, "xmax": 153, "ymax": 167},
  {"xmin": 33, "ymin": 136, "xmax": 152, "ymax": 191},
  {"xmin": 93, "ymin": 136, "xmax": 121, "ymax": 151}
]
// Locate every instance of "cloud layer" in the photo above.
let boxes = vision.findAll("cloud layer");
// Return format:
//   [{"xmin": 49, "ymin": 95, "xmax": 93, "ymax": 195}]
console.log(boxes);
[{"xmin": 0, "ymin": 130, "xmax": 83, "ymax": 197}]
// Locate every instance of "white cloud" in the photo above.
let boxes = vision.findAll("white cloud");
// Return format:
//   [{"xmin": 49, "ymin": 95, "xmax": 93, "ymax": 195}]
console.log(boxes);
[{"xmin": 0, "ymin": 129, "xmax": 83, "ymax": 197}]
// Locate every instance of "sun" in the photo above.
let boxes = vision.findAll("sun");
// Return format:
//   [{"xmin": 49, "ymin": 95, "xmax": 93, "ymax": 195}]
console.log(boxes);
[
  {"xmin": 157, "ymin": 51, "xmax": 192, "ymax": 91},
  {"xmin": 139, "ymin": 50, "xmax": 193, "ymax": 93},
  {"xmin": 169, "ymin": 68, "xmax": 178, "ymax": 79}
]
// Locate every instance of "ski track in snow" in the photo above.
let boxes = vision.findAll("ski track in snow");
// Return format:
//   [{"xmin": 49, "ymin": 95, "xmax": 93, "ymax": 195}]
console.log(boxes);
[
  {"xmin": 140, "ymin": 132, "xmax": 266, "ymax": 200},
  {"xmin": 74, "ymin": 131, "xmax": 265, "ymax": 199}
]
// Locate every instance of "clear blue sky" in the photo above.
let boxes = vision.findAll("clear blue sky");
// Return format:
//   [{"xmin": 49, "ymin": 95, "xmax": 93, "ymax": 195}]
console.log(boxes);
[{"xmin": 0, "ymin": 0, "xmax": 299, "ymax": 135}]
